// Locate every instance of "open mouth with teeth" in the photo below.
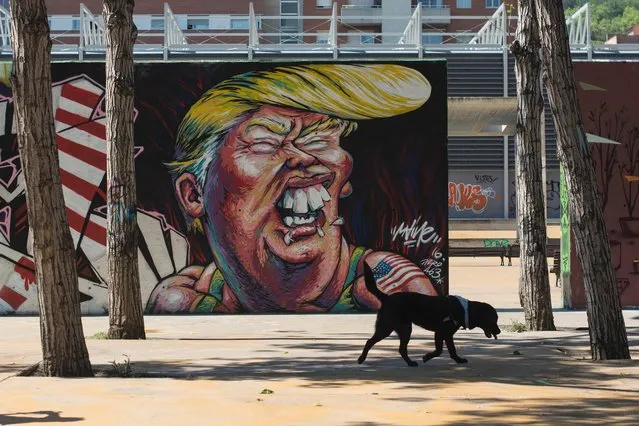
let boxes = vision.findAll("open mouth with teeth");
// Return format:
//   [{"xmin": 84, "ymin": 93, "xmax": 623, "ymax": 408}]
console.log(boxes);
[{"xmin": 276, "ymin": 182, "xmax": 332, "ymax": 245}]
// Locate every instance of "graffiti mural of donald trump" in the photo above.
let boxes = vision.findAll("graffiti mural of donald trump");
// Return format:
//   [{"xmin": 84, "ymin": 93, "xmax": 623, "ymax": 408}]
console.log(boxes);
[{"xmin": 146, "ymin": 63, "xmax": 440, "ymax": 314}]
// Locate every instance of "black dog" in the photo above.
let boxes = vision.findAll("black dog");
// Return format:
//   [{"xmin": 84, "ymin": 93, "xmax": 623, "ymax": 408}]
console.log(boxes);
[{"xmin": 358, "ymin": 262, "xmax": 501, "ymax": 367}]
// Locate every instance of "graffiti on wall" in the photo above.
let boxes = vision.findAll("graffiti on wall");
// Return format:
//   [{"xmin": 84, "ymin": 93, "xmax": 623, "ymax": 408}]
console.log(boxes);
[
  {"xmin": 569, "ymin": 62, "xmax": 639, "ymax": 308},
  {"xmin": 448, "ymin": 172, "xmax": 503, "ymax": 217},
  {"xmin": 0, "ymin": 61, "xmax": 448, "ymax": 315},
  {"xmin": 507, "ymin": 171, "xmax": 561, "ymax": 220}
]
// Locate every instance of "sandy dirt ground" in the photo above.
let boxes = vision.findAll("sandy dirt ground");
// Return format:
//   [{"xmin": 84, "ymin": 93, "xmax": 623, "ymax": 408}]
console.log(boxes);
[{"xmin": 1, "ymin": 254, "xmax": 638, "ymax": 426}]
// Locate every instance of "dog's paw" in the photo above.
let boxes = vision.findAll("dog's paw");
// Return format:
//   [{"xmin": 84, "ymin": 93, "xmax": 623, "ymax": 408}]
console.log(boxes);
[
  {"xmin": 422, "ymin": 355, "xmax": 433, "ymax": 363},
  {"xmin": 455, "ymin": 358, "xmax": 468, "ymax": 364},
  {"xmin": 407, "ymin": 361, "xmax": 419, "ymax": 367},
  {"xmin": 357, "ymin": 356, "xmax": 365, "ymax": 364}
]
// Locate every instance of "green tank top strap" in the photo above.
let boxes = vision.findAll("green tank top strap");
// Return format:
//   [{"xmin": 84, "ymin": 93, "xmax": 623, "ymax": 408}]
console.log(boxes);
[
  {"xmin": 344, "ymin": 246, "xmax": 367, "ymax": 290},
  {"xmin": 329, "ymin": 246, "xmax": 368, "ymax": 313},
  {"xmin": 192, "ymin": 268, "xmax": 225, "ymax": 314}
]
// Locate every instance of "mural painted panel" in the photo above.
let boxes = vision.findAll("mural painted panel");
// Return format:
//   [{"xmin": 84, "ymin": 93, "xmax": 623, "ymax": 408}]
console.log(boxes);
[
  {"xmin": 0, "ymin": 60, "xmax": 448, "ymax": 315},
  {"xmin": 570, "ymin": 62, "xmax": 639, "ymax": 308},
  {"xmin": 448, "ymin": 170, "xmax": 505, "ymax": 218}
]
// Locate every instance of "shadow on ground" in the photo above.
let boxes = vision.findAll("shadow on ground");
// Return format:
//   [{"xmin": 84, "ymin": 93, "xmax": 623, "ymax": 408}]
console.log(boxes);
[
  {"xmin": 437, "ymin": 396, "xmax": 639, "ymax": 425},
  {"xmin": 0, "ymin": 411, "xmax": 83, "ymax": 425},
  {"xmin": 91, "ymin": 330, "xmax": 639, "ymax": 394}
]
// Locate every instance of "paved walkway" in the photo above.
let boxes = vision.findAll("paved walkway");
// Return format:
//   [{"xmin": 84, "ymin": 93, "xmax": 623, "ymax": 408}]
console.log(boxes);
[{"xmin": 1, "ymin": 256, "xmax": 638, "ymax": 425}]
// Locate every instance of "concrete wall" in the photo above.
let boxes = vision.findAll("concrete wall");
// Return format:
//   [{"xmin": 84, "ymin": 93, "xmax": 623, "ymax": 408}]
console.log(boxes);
[
  {"xmin": 448, "ymin": 170, "xmax": 505, "ymax": 218},
  {"xmin": 0, "ymin": 60, "xmax": 448, "ymax": 315},
  {"xmin": 448, "ymin": 169, "xmax": 562, "ymax": 220}
]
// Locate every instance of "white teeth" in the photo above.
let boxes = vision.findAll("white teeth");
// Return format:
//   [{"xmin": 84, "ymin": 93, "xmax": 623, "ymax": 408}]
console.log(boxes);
[
  {"xmin": 293, "ymin": 189, "xmax": 309, "ymax": 214},
  {"xmin": 331, "ymin": 217, "xmax": 344, "ymax": 226},
  {"xmin": 319, "ymin": 186, "xmax": 331, "ymax": 202},
  {"xmin": 316, "ymin": 226, "xmax": 325, "ymax": 237},
  {"xmin": 284, "ymin": 215, "xmax": 316, "ymax": 228},
  {"xmin": 283, "ymin": 190, "xmax": 294, "ymax": 209},
  {"xmin": 284, "ymin": 232, "xmax": 294, "ymax": 245},
  {"xmin": 307, "ymin": 186, "xmax": 324, "ymax": 211}
]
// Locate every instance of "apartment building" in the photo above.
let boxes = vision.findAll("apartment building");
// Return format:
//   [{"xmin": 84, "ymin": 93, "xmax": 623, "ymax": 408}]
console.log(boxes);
[
  {"xmin": 339, "ymin": 0, "xmax": 513, "ymax": 44},
  {"xmin": 37, "ymin": 0, "xmax": 512, "ymax": 45}
]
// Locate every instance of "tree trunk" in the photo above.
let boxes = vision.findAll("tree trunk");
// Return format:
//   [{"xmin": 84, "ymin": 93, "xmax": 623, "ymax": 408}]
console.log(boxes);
[
  {"xmin": 535, "ymin": 0, "xmax": 630, "ymax": 359},
  {"xmin": 104, "ymin": 0, "xmax": 146, "ymax": 339},
  {"xmin": 511, "ymin": 0, "xmax": 555, "ymax": 331},
  {"xmin": 8, "ymin": 0, "xmax": 92, "ymax": 376}
]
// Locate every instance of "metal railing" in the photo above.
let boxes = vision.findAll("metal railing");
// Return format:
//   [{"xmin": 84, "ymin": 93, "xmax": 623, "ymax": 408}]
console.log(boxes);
[
  {"xmin": 566, "ymin": 3, "xmax": 592, "ymax": 59},
  {"xmin": 0, "ymin": 4, "xmax": 9, "ymax": 47},
  {"xmin": 398, "ymin": 4, "xmax": 423, "ymax": 57},
  {"xmin": 163, "ymin": 2, "xmax": 187, "ymax": 60},
  {"xmin": 0, "ymin": 2, "xmax": 635, "ymax": 60},
  {"xmin": 468, "ymin": 3, "xmax": 508, "ymax": 45},
  {"xmin": 79, "ymin": 3, "xmax": 105, "ymax": 60}
]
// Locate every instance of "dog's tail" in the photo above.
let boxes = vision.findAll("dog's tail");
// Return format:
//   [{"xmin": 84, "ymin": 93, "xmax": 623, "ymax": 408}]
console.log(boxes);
[{"xmin": 363, "ymin": 262, "xmax": 387, "ymax": 301}]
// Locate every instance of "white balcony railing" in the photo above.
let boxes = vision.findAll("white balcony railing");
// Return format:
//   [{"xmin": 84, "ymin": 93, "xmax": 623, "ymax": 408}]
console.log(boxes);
[{"xmin": 0, "ymin": 2, "xmax": 630, "ymax": 60}]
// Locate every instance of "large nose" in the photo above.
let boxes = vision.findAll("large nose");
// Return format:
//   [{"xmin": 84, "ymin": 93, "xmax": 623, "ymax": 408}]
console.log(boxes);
[{"xmin": 284, "ymin": 145, "xmax": 317, "ymax": 170}]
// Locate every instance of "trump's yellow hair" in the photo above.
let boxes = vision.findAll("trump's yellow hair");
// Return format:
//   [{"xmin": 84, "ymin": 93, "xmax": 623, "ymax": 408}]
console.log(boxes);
[{"xmin": 169, "ymin": 63, "xmax": 431, "ymax": 182}]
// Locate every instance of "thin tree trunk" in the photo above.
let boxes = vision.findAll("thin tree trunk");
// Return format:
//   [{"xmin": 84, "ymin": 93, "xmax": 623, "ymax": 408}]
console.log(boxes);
[
  {"xmin": 9, "ymin": 0, "xmax": 92, "ymax": 376},
  {"xmin": 511, "ymin": 0, "xmax": 555, "ymax": 331},
  {"xmin": 104, "ymin": 0, "xmax": 146, "ymax": 339},
  {"xmin": 535, "ymin": 0, "xmax": 629, "ymax": 359}
]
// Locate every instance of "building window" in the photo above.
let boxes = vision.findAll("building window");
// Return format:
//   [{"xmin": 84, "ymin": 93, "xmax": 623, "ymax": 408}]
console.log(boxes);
[
  {"xmin": 281, "ymin": 0, "xmax": 300, "ymax": 43},
  {"xmin": 456, "ymin": 0, "xmax": 472, "ymax": 8},
  {"xmin": 317, "ymin": 32, "xmax": 329, "ymax": 44},
  {"xmin": 421, "ymin": 0, "xmax": 443, "ymax": 7},
  {"xmin": 280, "ymin": 18, "xmax": 300, "ymax": 30},
  {"xmin": 281, "ymin": 1, "xmax": 299, "ymax": 14},
  {"xmin": 486, "ymin": 0, "xmax": 501, "ymax": 8},
  {"xmin": 150, "ymin": 17, "xmax": 164, "ymax": 30},
  {"xmin": 317, "ymin": 0, "xmax": 332, "ymax": 8},
  {"xmin": 422, "ymin": 34, "xmax": 443, "ymax": 44},
  {"xmin": 455, "ymin": 32, "xmax": 475, "ymax": 43},
  {"xmin": 186, "ymin": 17, "xmax": 209, "ymax": 30},
  {"xmin": 230, "ymin": 18, "xmax": 249, "ymax": 30},
  {"xmin": 72, "ymin": 17, "xmax": 80, "ymax": 31},
  {"xmin": 361, "ymin": 34, "xmax": 375, "ymax": 44}
]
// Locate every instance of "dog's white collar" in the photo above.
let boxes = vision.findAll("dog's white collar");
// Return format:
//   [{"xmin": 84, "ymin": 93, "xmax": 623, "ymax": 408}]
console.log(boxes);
[{"xmin": 454, "ymin": 295, "xmax": 469, "ymax": 328}]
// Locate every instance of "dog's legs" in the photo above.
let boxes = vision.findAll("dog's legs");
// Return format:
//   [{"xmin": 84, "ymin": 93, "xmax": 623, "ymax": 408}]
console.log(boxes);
[
  {"xmin": 357, "ymin": 325, "xmax": 393, "ymax": 364},
  {"xmin": 395, "ymin": 323, "xmax": 418, "ymax": 367},
  {"xmin": 422, "ymin": 331, "xmax": 444, "ymax": 363},
  {"xmin": 444, "ymin": 335, "xmax": 468, "ymax": 364}
]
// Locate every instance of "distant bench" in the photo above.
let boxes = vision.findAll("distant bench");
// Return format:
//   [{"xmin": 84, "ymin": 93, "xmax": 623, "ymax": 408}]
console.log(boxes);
[{"xmin": 449, "ymin": 238, "xmax": 561, "ymax": 267}]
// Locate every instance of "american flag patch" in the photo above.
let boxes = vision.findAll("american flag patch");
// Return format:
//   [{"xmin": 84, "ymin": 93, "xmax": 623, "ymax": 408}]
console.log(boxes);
[{"xmin": 371, "ymin": 254, "xmax": 425, "ymax": 293}]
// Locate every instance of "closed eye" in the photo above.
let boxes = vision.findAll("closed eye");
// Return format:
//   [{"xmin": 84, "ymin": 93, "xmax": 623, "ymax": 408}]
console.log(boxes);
[
  {"xmin": 250, "ymin": 139, "xmax": 280, "ymax": 154},
  {"xmin": 299, "ymin": 139, "xmax": 329, "ymax": 151}
]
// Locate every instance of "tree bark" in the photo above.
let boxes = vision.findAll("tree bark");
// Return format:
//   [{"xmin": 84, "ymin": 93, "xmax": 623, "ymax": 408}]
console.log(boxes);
[
  {"xmin": 535, "ymin": 0, "xmax": 630, "ymax": 359},
  {"xmin": 104, "ymin": 0, "xmax": 146, "ymax": 339},
  {"xmin": 9, "ymin": 0, "xmax": 92, "ymax": 376},
  {"xmin": 511, "ymin": 0, "xmax": 555, "ymax": 331}
]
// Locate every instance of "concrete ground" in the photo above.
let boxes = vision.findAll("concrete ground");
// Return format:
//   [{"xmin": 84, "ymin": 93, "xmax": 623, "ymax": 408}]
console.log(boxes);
[{"xmin": 1, "ymin": 253, "xmax": 638, "ymax": 425}]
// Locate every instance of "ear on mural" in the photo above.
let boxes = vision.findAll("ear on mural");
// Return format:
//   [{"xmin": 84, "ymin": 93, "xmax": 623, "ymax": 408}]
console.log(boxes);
[
  {"xmin": 340, "ymin": 181, "xmax": 353, "ymax": 199},
  {"xmin": 175, "ymin": 173, "xmax": 204, "ymax": 218}
]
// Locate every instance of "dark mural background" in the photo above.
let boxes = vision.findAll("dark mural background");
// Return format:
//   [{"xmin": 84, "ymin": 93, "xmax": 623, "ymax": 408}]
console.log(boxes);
[{"xmin": 0, "ymin": 60, "xmax": 448, "ymax": 314}]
